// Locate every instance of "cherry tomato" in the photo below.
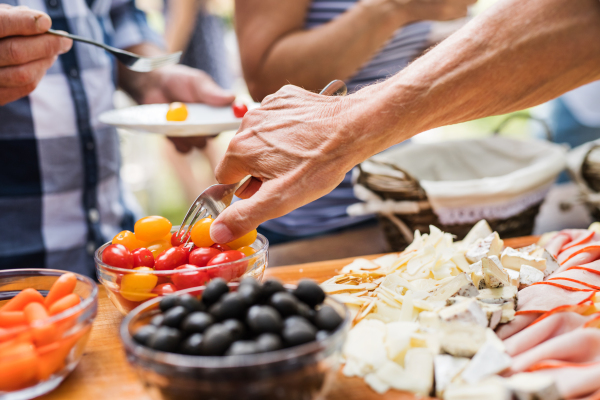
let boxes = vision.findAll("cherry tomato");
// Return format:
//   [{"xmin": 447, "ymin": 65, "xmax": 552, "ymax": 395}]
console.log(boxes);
[
  {"xmin": 134, "ymin": 216, "xmax": 172, "ymax": 242},
  {"xmin": 237, "ymin": 246, "xmax": 256, "ymax": 257},
  {"xmin": 166, "ymin": 102, "xmax": 188, "ymax": 122},
  {"xmin": 226, "ymin": 229, "xmax": 258, "ymax": 250},
  {"xmin": 112, "ymin": 230, "xmax": 144, "ymax": 252},
  {"xmin": 147, "ymin": 240, "xmax": 172, "ymax": 259},
  {"xmin": 189, "ymin": 247, "xmax": 221, "ymax": 268},
  {"xmin": 172, "ymin": 264, "xmax": 210, "ymax": 290},
  {"xmin": 206, "ymin": 250, "xmax": 247, "ymax": 280},
  {"xmin": 190, "ymin": 218, "xmax": 215, "ymax": 248},
  {"xmin": 171, "ymin": 230, "xmax": 191, "ymax": 247},
  {"xmin": 155, "ymin": 247, "xmax": 189, "ymax": 271},
  {"xmin": 232, "ymin": 102, "xmax": 248, "ymax": 118},
  {"xmin": 211, "ymin": 243, "xmax": 231, "ymax": 252},
  {"xmin": 208, "ymin": 250, "xmax": 245, "ymax": 266},
  {"xmin": 132, "ymin": 248, "xmax": 155, "ymax": 269},
  {"xmin": 152, "ymin": 283, "xmax": 177, "ymax": 296},
  {"xmin": 120, "ymin": 267, "xmax": 158, "ymax": 302},
  {"xmin": 179, "ymin": 242, "xmax": 195, "ymax": 252},
  {"xmin": 102, "ymin": 244, "xmax": 134, "ymax": 269}
]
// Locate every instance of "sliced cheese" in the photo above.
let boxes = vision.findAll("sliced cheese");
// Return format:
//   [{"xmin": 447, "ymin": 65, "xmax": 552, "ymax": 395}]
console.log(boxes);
[
  {"xmin": 482, "ymin": 256, "xmax": 510, "ymax": 288},
  {"xmin": 476, "ymin": 286, "xmax": 518, "ymax": 305},
  {"xmin": 465, "ymin": 232, "xmax": 503, "ymax": 263},
  {"xmin": 438, "ymin": 299, "xmax": 488, "ymax": 327},
  {"xmin": 519, "ymin": 264, "xmax": 544, "ymax": 287},
  {"xmin": 542, "ymin": 249, "xmax": 560, "ymax": 278},
  {"xmin": 445, "ymin": 377, "xmax": 511, "ymax": 400},
  {"xmin": 469, "ymin": 260, "xmax": 485, "ymax": 290},
  {"xmin": 428, "ymin": 273, "xmax": 478, "ymax": 302},
  {"xmin": 504, "ymin": 268, "xmax": 520, "ymax": 287},
  {"xmin": 460, "ymin": 342, "xmax": 511, "ymax": 384},
  {"xmin": 461, "ymin": 220, "xmax": 494, "ymax": 249},
  {"xmin": 434, "ymin": 354, "xmax": 469, "ymax": 398},
  {"xmin": 501, "ymin": 247, "xmax": 546, "ymax": 272},
  {"xmin": 505, "ymin": 373, "xmax": 561, "ymax": 400},
  {"xmin": 440, "ymin": 322, "xmax": 486, "ymax": 358},
  {"xmin": 478, "ymin": 302, "xmax": 503, "ymax": 329}
]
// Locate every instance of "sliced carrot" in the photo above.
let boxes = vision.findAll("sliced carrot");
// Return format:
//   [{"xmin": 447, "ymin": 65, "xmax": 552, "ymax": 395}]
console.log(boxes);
[
  {"xmin": 48, "ymin": 293, "xmax": 80, "ymax": 316},
  {"xmin": 0, "ymin": 311, "xmax": 27, "ymax": 328},
  {"xmin": 1, "ymin": 288, "xmax": 44, "ymax": 312},
  {"xmin": 0, "ymin": 343, "xmax": 39, "ymax": 391},
  {"xmin": 44, "ymin": 273, "xmax": 77, "ymax": 308}
]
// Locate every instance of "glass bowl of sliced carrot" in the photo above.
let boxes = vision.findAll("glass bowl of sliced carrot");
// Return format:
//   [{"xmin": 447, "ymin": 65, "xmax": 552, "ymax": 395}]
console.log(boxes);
[{"xmin": 0, "ymin": 269, "xmax": 98, "ymax": 399}]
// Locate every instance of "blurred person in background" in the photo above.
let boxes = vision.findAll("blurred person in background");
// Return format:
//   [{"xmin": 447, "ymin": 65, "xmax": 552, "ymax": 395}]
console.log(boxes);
[
  {"xmin": 235, "ymin": 0, "xmax": 475, "ymax": 245},
  {"xmin": 0, "ymin": 2, "xmax": 233, "ymax": 275}
]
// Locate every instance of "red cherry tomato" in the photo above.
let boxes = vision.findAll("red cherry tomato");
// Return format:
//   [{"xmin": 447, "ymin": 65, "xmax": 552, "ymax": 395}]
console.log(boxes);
[
  {"xmin": 211, "ymin": 243, "xmax": 231, "ymax": 252},
  {"xmin": 207, "ymin": 250, "xmax": 247, "ymax": 281},
  {"xmin": 207, "ymin": 250, "xmax": 245, "ymax": 266},
  {"xmin": 172, "ymin": 264, "xmax": 210, "ymax": 290},
  {"xmin": 155, "ymin": 247, "xmax": 189, "ymax": 271},
  {"xmin": 152, "ymin": 283, "xmax": 178, "ymax": 296},
  {"xmin": 102, "ymin": 244, "xmax": 134, "ymax": 269},
  {"xmin": 189, "ymin": 247, "xmax": 221, "ymax": 268},
  {"xmin": 232, "ymin": 103, "xmax": 248, "ymax": 118},
  {"xmin": 171, "ymin": 231, "xmax": 191, "ymax": 247},
  {"xmin": 132, "ymin": 248, "xmax": 155, "ymax": 269}
]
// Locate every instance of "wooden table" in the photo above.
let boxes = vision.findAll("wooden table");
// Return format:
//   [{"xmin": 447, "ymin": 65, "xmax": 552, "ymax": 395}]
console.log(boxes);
[{"xmin": 40, "ymin": 236, "xmax": 537, "ymax": 400}]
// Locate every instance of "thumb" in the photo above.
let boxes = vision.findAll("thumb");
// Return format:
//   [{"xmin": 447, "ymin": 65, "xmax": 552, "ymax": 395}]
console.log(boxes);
[{"xmin": 194, "ymin": 74, "xmax": 235, "ymax": 107}]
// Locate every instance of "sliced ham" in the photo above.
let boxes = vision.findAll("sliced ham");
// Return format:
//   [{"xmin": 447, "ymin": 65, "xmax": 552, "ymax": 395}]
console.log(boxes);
[
  {"xmin": 546, "ymin": 232, "xmax": 573, "ymax": 258},
  {"xmin": 504, "ymin": 312, "xmax": 595, "ymax": 356},
  {"xmin": 532, "ymin": 280, "xmax": 594, "ymax": 291},
  {"xmin": 557, "ymin": 243, "xmax": 600, "ymax": 265},
  {"xmin": 560, "ymin": 230, "xmax": 596, "ymax": 253},
  {"xmin": 528, "ymin": 362, "xmax": 600, "ymax": 399},
  {"xmin": 550, "ymin": 269, "xmax": 600, "ymax": 290},
  {"xmin": 516, "ymin": 284, "xmax": 594, "ymax": 314},
  {"xmin": 511, "ymin": 329, "xmax": 600, "ymax": 373},
  {"xmin": 556, "ymin": 252, "xmax": 600, "ymax": 275},
  {"xmin": 496, "ymin": 313, "xmax": 539, "ymax": 340},
  {"xmin": 569, "ymin": 260, "xmax": 600, "ymax": 274}
]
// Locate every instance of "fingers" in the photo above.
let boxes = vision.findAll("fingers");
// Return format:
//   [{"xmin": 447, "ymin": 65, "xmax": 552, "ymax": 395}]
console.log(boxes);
[
  {"xmin": 214, "ymin": 148, "xmax": 251, "ymax": 185},
  {"xmin": 168, "ymin": 136, "xmax": 210, "ymax": 153},
  {"xmin": 0, "ymin": 6, "xmax": 52, "ymax": 37},
  {"xmin": 191, "ymin": 71, "xmax": 235, "ymax": 107},
  {"xmin": 0, "ymin": 34, "xmax": 71, "ymax": 67},
  {"xmin": 235, "ymin": 177, "xmax": 262, "ymax": 199},
  {"xmin": 0, "ymin": 56, "xmax": 57, "ymax": 88}
]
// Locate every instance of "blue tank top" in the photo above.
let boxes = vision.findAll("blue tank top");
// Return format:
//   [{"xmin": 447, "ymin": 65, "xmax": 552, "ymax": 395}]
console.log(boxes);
[{"xmin": 260, "ymin": 0, "xmax": 431, "ymax": 236}]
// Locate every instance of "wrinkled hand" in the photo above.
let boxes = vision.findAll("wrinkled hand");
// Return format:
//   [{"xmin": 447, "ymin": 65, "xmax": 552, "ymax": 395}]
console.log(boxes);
[
  {"xmin": 209, "ymin": 84, "xmax": 384, "ymax": 243},
  {"xmin": 0, "ymin": 5, "xmax": 72, "ymax": 106}
]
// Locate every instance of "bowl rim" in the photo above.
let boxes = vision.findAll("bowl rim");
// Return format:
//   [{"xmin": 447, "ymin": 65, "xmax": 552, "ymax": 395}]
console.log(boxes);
[
  {"xmin": 95, "ymin": 232, "xmax": 269, "ymax": 275},
  {"xmin": 120, "ymin": 283, "xmax": 351, "ymax": 369},
  {"xmin": 0, "ymin": 268, "xmax": 98, "ymax": 325}
]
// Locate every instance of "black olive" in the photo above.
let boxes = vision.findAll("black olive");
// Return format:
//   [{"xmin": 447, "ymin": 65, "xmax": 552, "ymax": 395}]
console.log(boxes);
[
  {"xmin": 162, "ymin": 305, "xmax": 188, "ymax": 328},
  {"xmin": 148, "ymin": 326, "xmax": 181, "ymax": 352},
  {"xmin": 269, "ymin": 292, "xmax": 298, "ymax": 317},
  {"xmin": 297, "ymin": 302, "xmax": 316, "ymax": 322},
  {"xmin": 238, "ymin": 283, "xmax": 261, "ymax": 306},
  {"xmin": 159, "ymin": 295, "xmax": 180, "ymax": 312},
  {"xmin": 209, "ymin": 292, "xmax": 247, "ymax": 321},
  {"xmin": 260, "ymin": 279, "xmax": 285, "ymax": 300},
  {"xmin": 314, "ymin": 305, "xmax": 343, "ymax": 331},
  {"xmin": 255, "ymin": 333, "xmax": 283, "ymax": 353},
  {"xmin": 225, "ymin": 340, "xmax": 260, "ymax": 356},
  {"xmin": 150, "ymin": 314, "xmax": 165, "ymax": 327},
  {"xmin": 202, "ymin": 323, "xmax": 234, "ymax": 356},
  {"xmin": 179, "ymin": 333, "xmax": 203, "ymax": 355},
  {"xmin": 133, "ymin": 325, "xmax": 157, "ymax": 346},
  {"xmin": 222, "ymin": 319, "xmax": 246, "ymax": 341},
  {"xmin": 179, "ymin": 294, "xmax": 204, "ymax": 312},
  {"xmin": 239, "ymin": 276, "xmax": 261, "ymax": 289},
  {"xmin": 293, "ymin": 279, "xmax": 325, "ymax": 307},
  {"xmin": 282, "ymin": 316, "xmax": 317, "ymax": 347},
  {"xmin": 246, "ymin": 305, "xmax": 283, "ymax": 334},
  {"xmin": 202, "ymin": 278, "xmax": 229, "ymax": 306},
  {"xmin": 181, "ymin": 312, "xmax": 214, "ymax": 335},
  {"xmin": 316, "ymin": 330, "xmax": 329, "ymax": 341}
]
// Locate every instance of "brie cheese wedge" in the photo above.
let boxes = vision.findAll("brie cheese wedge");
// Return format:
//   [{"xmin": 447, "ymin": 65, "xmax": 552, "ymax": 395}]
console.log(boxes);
[
  {"xmin": 519, "ymin": 264, "xmax": 544, "ymax": 287},
  {"xmin": 440, "ymin": 322, "xmax": 487, "ymax": 358},
  {"xmin": 434, "ymin": 354, "xmax": 469, "ymax": 398},
  {"xmin": 428, "ymin": 273, "xmax": 478, "ymax": 302},
  {"xmin": 438, "ymin": 298, "xmax": 489, "ymax": 327},
  {"xmin": 505, "ymin": 373, "xmax": 561, "ymax": 400},
  {"xmin": 476, "ymin": 286, "xmax": 518, "ymax": 305},
  {"xmin": 482, "ymin": 256, "xmax": 510, "ymax": 288},
  {"xmin": 501, "ymin": 247, "xmax": 546, "ymax": 272},
  {"xmin": 460, "ymin": 342, "xmax": 512, "ymax": 384},
  {"xmin": 465, "ymin": 232, "xmax": 503, "ymax": 264}
]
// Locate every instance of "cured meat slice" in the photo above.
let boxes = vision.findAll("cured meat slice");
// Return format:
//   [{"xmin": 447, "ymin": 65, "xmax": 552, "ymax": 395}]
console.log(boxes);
[
  {"xmin": 528, "ymin": 362, "xmax": 600, "ymax": 399},
  {"xmin": 546, "ymin": 232, "xmax": 572, "ymax": 258},
  {"xmin": 504, "ymin": 312, "xmax": 595, "ymax": 356},
  {"xmin": 569, "ymin": 260, "xmax": 600, "ymax": 274},
  {"xmin": 556, "ymin": 252, "xmax": 600, "ymax": 275},
  {"xmin": 516, "ymin": 284, "xmax": 594, "ymax": 314},
  {"xmin": 550, "ymin": 269, "xmax": 600, "ymax": 290},
  {"xmin": 496, "ymin": 314, "xmax": 539, "ymax": 340},
  {"xmin": 532, "ymin": 280, "xmax": 594, "ymax": 291},
  {"xmin": 560, "ymin": 230, "xmax": 596, "ymax": 253},
  {"xmin": 557, "ymin": 243, "xmax": 600, "ymax": 265},
  {"xmin": 511, "ymin": 329, "xmax": 600, "ymax": 373}
]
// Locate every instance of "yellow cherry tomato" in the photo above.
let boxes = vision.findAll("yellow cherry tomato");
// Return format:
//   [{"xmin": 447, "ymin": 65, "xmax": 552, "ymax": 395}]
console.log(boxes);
[
  {"xmin": 135, "ymin": 216, "xmax": 172, "ymax": 242},
  {"xmin": 112, "ymin": 230, "xmax": 145, "ymax": 252},
  {"xmin": 237, "ymin": 246, "xmax": 256, "ymax": 257},
  {"xmin": 120, "ymin": 267, "xmax": 158, "ymax": 301},
  {"xmin": 147, "ymin": 240, "xmax": 172, "ymax": 259},
  {"xmin": 227, "ymin": 229, "xmax": 258, "ymax": 250},
  {"xmin": 166, "ymin": 102, "xmax": 188, "ymax": 122},
  {"xmin": 190, "ymin": 218, "xmax": 215, "ymax": 247}
]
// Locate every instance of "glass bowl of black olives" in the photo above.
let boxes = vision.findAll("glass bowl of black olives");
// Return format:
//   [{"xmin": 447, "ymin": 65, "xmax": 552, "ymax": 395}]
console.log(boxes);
[{"xmin": 120, "ymin": 277, "xmax": 350, "ymax": 400}]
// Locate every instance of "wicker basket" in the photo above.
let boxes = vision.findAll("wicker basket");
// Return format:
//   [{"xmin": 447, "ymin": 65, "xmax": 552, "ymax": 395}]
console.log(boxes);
[
  {"xmin": 567, "ymin": 141, "xmax": 600, "ymax": 221},
  {"xmin": 351, "ymin": 115, "xmax": 564, "ymax": 251}
]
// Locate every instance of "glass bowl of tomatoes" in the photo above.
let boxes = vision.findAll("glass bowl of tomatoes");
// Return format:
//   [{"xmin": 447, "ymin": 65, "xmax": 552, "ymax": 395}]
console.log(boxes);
[
  {"xmin": 95, "ymin": 216, "xmax": 268, "ymax": 315},
  {"xmin": 0, "ymin": 269, "xmax": 98, "ymax": 399}
]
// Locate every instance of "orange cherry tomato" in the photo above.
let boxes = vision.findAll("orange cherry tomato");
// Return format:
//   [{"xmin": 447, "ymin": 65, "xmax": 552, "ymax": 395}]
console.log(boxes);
[
  {"xmin": 135, "ymin": 216, "xmax": 172, "ymax": 242},
  {"xmin": 147, "ymin": 240, "xmax": 172, "ymax": 259},
  {"xmin": 226, "ymin": 229, "xmax": 257, "ymax": 250},
  {"xmin": 166, "ymin": 102, "xmax": 188, "ymax": 122},
  {"xmin": 190, "ymin": 218, "xmax": 215, "ymax": 248},
  {"xmin": 112, "ymin": 230, "xmax": 144, "ymax": 252},
  {"xmin": 120, "ymin": 267, "xmax": 158, "ymax": 302},
  {"xmin": 237, "ymin": 246, "xmax": 256, "ymax": 257}
]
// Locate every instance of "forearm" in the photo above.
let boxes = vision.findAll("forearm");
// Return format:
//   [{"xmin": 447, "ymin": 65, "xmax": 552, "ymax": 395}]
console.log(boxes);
[
  {"xmin": 240, "ymin": 1, "xmax": 411, "ymax": 100},
  {"xmin": 354, "ymin": 0, "xmax": 600, "ymax": 157},
  {"xmin": 165, "ymin": 0, "xmax": 201, "ymax": 52}
]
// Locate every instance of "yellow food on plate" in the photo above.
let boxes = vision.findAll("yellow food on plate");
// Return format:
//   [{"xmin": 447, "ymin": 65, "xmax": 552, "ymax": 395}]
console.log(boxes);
[{"xmin": 166, "ymin": 102, "xmax": 188, "ymax": 122}]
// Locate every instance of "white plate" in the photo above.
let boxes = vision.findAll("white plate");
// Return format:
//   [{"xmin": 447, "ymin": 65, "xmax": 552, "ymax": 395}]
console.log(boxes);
[{"xmin": 98, "ymin": 103, "xmax": 260, "ymax": 136}]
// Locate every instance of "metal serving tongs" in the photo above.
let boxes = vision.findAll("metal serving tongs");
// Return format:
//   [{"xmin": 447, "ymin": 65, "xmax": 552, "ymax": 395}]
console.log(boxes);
[{"xmin": 175, "ymin": 79, "xmax": 348, "ymax": 242}]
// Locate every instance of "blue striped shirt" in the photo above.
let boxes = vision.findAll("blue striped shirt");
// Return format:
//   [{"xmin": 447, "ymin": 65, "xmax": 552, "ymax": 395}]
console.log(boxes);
[
  {"xmin": 260, "ymin": 0, "xmax": 430, "ymax": 236},
  {"xmin": 0, "ymin": 0, "xmax": 158, "ymax": 276}
]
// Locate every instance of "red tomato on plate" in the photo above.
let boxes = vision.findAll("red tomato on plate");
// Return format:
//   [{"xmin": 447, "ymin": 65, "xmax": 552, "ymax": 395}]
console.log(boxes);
[
  {"xmin": 102, "ymin": 244, "xmax": 134, "ymax": 269},
  {"xmin": 132, "ymin": 248, "xmax": 155, "ymax": 268},
  {"xmin": 189, "ymin": 247, "xmax": 221, "ymax": 268},
  {"xmin": 155, "ymin": 247, "xmax": 189, "ymax": 271},
  {"xmin": 172, "ymin": 264, "xmax": 210, "ymax": 290},
  {"xmin": 232, "ymin": 103, "xmax": 248, "ymax": 118}
]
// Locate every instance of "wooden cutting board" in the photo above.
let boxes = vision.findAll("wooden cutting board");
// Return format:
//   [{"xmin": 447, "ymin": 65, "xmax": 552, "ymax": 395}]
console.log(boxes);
[{"xmin": 38, "ymin": 236, "xmax": 538, "ymax": 400}]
